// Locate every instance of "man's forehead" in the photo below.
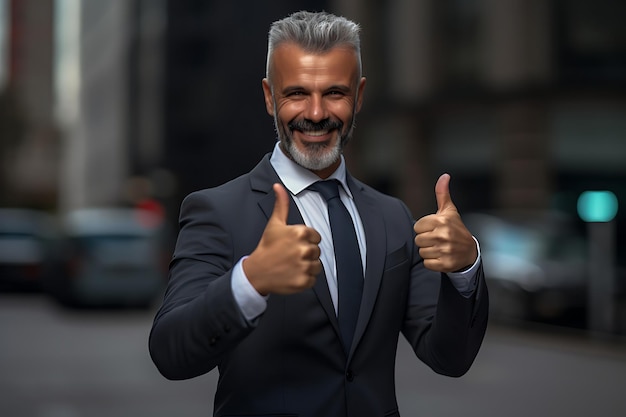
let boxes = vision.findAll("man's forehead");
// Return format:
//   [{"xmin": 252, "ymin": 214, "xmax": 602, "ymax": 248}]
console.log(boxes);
[
  {"xmin": 270, "ymin": 43, "xmax": 359, "ymax": 73},
  {"xmin": 273, "ymin": 41, "xmax": 356, "ymax": 56}
]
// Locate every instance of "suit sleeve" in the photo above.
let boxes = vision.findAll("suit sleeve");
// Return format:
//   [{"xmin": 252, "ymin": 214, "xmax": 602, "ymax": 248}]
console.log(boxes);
[
  {"xmin": 149, "ymin": 191, "xmax": 256, "ymax": 380},
  {"xmin": 401, "ymin": 203, "xmax": 489, "ymax": 378}
]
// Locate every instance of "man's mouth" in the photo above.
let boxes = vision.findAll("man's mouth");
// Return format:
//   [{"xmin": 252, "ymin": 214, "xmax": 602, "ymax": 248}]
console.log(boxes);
[
  {"xmin": 288, "ymin": 119, "xmax": 342, "ymax": 139},
  {"xmin": 301, "ymin": 129, "xmax": 331, "ymax": 137}
]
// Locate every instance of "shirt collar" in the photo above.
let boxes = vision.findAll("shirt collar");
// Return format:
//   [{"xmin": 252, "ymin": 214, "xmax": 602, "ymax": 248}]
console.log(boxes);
[{"xmin": 269, "ymin": 141, "xmax": 353, "ymax": 198}]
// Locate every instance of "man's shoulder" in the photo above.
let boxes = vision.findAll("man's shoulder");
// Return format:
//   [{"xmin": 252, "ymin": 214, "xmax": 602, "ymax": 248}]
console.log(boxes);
[
  {"xmin": 184, "ymin": 174, "xmax": 254, "ymax": 207},
  {"xmin": 186, "ymin": 154, "xmax": 274, "ymax": 200},
  {"xmin": 349, "ymin": 175, "xmax": 415, "ymax": 220},
  {"xmin": 350, "ymin": 176, "xmax": 403, "ymax": 204}
]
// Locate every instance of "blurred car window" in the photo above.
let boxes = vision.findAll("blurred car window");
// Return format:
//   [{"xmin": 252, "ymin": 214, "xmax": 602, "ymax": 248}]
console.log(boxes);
[
  {"xmin": 0, "ymin": 208, "xmax": 55, "ymax": 291},
  {"xmin": 46, "ymin": 207, "xmax": 166, "ymax": 308},
  {"xmin": 465, "ymin": 211, "xmax": 588, "ymax": 325}
]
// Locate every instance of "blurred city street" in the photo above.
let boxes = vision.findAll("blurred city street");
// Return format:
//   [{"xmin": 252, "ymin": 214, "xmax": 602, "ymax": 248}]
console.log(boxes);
[{"xmin": 1, "ymin": 293, "xmax": 625, "ymax": 417}]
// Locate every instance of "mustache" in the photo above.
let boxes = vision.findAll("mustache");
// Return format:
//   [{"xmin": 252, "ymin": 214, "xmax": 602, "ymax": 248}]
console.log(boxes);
[{"xmin": 288, "ymin": 118, "xmax": 343, "ymax": 132}]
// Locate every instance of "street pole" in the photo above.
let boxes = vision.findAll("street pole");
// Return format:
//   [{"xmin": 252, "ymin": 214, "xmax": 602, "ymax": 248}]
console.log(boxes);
[
  {"xmin": 587, "ymin": 220, "xmax": 616, "ymax": 336},
  {"xmin": 578, "ymin": 190, "xmax": 619, "ymax": 337}
]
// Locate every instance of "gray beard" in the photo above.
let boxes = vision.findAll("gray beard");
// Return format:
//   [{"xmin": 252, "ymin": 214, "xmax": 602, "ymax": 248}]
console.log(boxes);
[{"xmin": 280, "ymin": 133, "xmax": 343, "ymax": 171}]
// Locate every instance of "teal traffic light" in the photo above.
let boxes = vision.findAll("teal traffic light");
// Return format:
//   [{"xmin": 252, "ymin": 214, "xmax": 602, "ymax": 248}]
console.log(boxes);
[{"xmin": 577, "ymin": 191, "xmax": 618, "ymax": 223}]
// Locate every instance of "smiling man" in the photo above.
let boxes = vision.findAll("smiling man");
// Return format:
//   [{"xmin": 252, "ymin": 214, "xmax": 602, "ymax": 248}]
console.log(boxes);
[{"xmin": 149, "ymin": 11, "xmax": 488, "ymax": 417}]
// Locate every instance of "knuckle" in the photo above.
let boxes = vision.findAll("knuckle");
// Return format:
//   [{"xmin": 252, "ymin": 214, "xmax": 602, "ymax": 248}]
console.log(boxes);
[
  {"xmin": 439, "ymin": 214, "xmax": 451, "ymax": 225},
  {"xmin": 424, "ymin": 259, "xmax": 437, "ymax": 270},
  {"xmin": 291, "ymin": 225, "xmax": 306, "ymax": 238},
  {"xmin": 302, "ymin": 245, "xmax": 317, "ymax": 260},
  {"xmin": 437, "ymin": 228, "xmax": 452, "ymax": 242},
  {"xmin": 440, "ymin": 243, "xmax": 453, "ymax": 255}
]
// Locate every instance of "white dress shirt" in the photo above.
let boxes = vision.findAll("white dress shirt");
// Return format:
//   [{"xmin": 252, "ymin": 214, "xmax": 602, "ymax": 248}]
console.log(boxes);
[{"xmin": 231, "ymin": 142, "xmax": 480, "ymax": 321}]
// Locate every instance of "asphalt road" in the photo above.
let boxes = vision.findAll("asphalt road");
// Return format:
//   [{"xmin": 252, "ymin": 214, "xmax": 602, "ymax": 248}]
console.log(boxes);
[{"xmin": 1, "ymin": 293, "xmax": 626, "ymax": 417}]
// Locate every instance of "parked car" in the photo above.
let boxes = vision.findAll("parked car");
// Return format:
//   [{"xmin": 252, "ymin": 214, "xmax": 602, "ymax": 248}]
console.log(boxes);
[
  {"xmin": 45, "ymin": 207, "xmax": 166, "ymax": 308},
  {"xmin": 464, "ymin": 211, "xmax": 588, "ymax": 324},
  {"xmin": 0, "ymin": 208, "xmax": 55, "ymax": 291}
]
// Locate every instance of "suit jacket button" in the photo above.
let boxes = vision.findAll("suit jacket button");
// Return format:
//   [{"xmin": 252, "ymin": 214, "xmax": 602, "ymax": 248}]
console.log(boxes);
[
  {"xmin": 346, "ymin": 370, "xmax": 354, "ymax": 382},
  {"xmin": 209, "ymin": 336, "xmax": 219, "ymax": 346}
]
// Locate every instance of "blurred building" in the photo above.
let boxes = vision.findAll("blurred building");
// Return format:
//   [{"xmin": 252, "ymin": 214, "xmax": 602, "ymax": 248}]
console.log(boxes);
[
  {"xmin": 0, "ymin": 0, "xmax": 8, "ymax": 89},
  {"xmin": 56, "ymin": 0, "xmax": 326, "ymax": 216},
  {"xmin": 0, "ymin": 0, "xmax": 57, "ymax": 208},
  {"xmin": 336, "ymin": 0, "xmax": 626, "ymax": 211}
]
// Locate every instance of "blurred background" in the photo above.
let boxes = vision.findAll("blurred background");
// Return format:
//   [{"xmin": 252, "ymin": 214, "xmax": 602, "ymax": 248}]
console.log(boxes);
[{"xmin": 1, "ymin": 0, "xmax": 625, "ymax": 416}]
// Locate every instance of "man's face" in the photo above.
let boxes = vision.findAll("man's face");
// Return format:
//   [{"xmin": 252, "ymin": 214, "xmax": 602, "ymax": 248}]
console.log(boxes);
[{"xmin": 262, "ymin": 43, "xmax": 366, "ymax": 178}]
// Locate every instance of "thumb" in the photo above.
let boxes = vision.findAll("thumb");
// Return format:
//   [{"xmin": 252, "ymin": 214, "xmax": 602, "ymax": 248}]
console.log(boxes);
[
  {"xmin": 270, "ymin": 183, "xmax": 290, "ymax": 224},
  {"xmin": 435, "ymin": 173, "xmax": 456, "ymax": 213}
]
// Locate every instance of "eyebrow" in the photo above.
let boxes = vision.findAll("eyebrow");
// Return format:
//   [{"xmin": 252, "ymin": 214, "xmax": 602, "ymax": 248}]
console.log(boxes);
[
  {"xmin": 282, "ymin": 86, "xmax": 306, "ymax": 96},
  {"xmin": 325, "ymin": 85, "xmax": 352, "ymax": 93},
  {"xmin": 281, "ymin": 84, "xmax": 352, "ymax": 95}
]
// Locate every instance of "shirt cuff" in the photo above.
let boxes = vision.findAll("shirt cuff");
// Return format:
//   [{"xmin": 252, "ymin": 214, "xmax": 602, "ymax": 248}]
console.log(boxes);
[
  {"xmin": 231, "ymin": 256, "xmax": 268, "ymax": 322},
  {"xmin": 446, "ymin": 236, "xmax": 481, "ymax": 297}
]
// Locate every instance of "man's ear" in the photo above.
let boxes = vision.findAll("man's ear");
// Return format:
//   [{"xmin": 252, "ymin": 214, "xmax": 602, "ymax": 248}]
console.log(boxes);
[
  {"xmin": 356, "ymin": 77, "xmax": 366, "ymax": 113},
  {"xmin": 262, "ymin": 78, "xmax": 274, "ymax": 116}
]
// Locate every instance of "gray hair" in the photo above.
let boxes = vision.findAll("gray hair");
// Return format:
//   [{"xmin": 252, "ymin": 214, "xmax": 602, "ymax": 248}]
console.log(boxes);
[{"xmin": 266, "ymin": 11, "xmax": 362, "ymax": 80}]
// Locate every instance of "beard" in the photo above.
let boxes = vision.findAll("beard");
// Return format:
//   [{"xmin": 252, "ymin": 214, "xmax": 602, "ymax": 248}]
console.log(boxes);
[{"xmin": 273, "ymin": 102, "xmax": 357, "ymax": 172}]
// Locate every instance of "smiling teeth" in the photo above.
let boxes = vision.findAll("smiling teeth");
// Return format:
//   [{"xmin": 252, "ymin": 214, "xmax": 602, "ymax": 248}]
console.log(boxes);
[{"xmin": 303, "ymin": 130, "xmax": 328, "ymax": 137}]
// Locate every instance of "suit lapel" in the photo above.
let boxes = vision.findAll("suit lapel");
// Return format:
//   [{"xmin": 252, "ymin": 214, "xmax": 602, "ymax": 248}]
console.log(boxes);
[
  {"xmin": 252, "ymin": 155, "xmax": 341, "ymax": 340},
  {"xmin": 347, "ymin": 176, "xmax": 386, "ymax": 357}
]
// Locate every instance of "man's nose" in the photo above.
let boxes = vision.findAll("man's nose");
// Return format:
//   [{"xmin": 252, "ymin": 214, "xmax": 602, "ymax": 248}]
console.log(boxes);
[{"xmin": 303, "ymin": 94, "xmax": 328, "ymax": 122}]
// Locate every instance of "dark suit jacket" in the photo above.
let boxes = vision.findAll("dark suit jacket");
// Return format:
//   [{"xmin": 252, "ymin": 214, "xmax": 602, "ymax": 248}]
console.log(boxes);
[{"xmin": 149, "ymin": 154, "xmax": 488, "ymax": 417}]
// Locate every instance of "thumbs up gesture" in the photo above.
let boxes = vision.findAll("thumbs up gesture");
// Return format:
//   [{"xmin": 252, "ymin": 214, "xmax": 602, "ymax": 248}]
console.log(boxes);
[
  {"xmin": 244, "ymin": 183, "xmax": 322, "ymax": 295},
  {"xmin": 413, "ymin": 174, "xmax": 477, "ymax": 273}
]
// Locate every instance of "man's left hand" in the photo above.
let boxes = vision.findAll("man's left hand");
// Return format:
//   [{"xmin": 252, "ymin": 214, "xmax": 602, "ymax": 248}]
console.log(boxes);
[{"xmin": 413, "ymin": 173, "xmax": 477, "ymax": 273}]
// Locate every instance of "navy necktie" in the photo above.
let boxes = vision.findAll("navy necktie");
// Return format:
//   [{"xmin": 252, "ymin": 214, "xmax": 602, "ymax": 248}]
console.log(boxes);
[{"xmin": 309, "ymin": 180, "xmax": 364, "ymax": 352}]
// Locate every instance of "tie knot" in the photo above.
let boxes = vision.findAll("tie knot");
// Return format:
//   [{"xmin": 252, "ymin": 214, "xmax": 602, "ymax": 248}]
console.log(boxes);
[{"xmin": 309, "ymin": 180, "xmax": 341, "ymax": 202}]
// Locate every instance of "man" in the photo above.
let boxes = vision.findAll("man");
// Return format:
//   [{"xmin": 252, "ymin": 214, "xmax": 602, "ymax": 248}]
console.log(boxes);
[{"xmin": 150, "ymin": 10, "xmax": 488, "ymax": 417}]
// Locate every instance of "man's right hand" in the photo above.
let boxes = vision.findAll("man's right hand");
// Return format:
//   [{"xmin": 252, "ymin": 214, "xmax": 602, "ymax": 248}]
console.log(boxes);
[{"xmin": 243, "ymin": 183, "xmax": 322, "ymax": 295}]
